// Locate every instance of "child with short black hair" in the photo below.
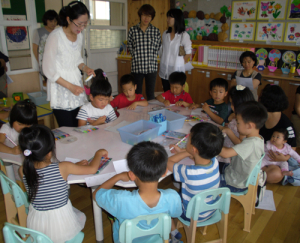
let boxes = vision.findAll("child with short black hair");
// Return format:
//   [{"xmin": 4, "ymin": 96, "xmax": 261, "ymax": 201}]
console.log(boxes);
[
  {"xmin": 167, "ymin": 123, "xmax": 223, "ymax": 243},
  {"xmin": 77, "ymin": 69, "xmax": 117, "ymax": 126},
  {"xmin": 261, "ymin": 128, "xmax": 300, "ymax": 177},
  {"xmin": 219, "ymin": 101, "xmax": 267, "ymax": 192},
  {"xmin": 93, "ymin": 141, "xmax": 182, "ymax": 243},
  {"xmin": 110, "ymin": 74, "xmax": 148, "ymax": 110},
  {"xmin": 156, "ymin": 71, "xmax": 193, "ymax": 107}
]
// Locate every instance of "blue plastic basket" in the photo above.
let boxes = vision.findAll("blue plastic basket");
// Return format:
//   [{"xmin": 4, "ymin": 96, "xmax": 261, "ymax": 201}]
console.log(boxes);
[{"xmin": 117, "ymin": 120, "xmax": 161, "ymax": 145}]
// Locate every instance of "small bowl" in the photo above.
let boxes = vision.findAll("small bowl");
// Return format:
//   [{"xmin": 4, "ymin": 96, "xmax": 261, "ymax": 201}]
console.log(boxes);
[
  {"xmin": 268, "ymin": 66, "xmax": 277, "ymax": 72},
  {"xmin": 281, "ymin": 67, "xmax": 290, "ymax": 74},
  {"xmin": 297, "ymin": 69, "xmax": 300, "ymax": 75}
]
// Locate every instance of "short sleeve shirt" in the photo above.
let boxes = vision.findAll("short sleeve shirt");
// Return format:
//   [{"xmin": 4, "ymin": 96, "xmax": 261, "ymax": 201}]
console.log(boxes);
[
  {"xmin": 206, "ymin": 98, "xmax": 228, "ymax": 121},
  {"xmin": 161, "ymin": 90, "xmax": 193, "ymax": 105},
  {"xmin": 110, "ymin": 93, "xmax": 145, "ymax": 109},
  {"xmin": 232, "ymin": 71, "xmax": 262, "ymax": 84}
]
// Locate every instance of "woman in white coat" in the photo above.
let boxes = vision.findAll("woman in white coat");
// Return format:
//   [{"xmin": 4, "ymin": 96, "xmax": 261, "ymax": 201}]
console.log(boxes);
[{"xmin": 159, "ymin": 9, "xmax": 192, "ymax": 92}]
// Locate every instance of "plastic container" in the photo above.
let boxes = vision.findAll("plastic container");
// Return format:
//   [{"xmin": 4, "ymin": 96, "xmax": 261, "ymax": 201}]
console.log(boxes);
[
  {"xmin": 27, "ymin": 91, "xmax": 48, "ymax": 106},
  {"xmin": 268, "ymin": 66, "xmax": 277, "ymax": 72},
  {"xmin": 117, "ymin": 120, "xmax": 161, "ymax": 145},
  {"xmin": 148, "ymin": 109, "xmax": 186, "ymax": 131},
  {"xmin": 281, "ymin": 67, "xmax": 290, "ymax": 74}
]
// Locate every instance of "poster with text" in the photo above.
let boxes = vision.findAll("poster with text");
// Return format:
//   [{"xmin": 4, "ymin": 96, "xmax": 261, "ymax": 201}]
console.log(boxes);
[
  {"xmin": 284, "ymin": 22, "xmax": 300, "ymax": 42},
  {"xmin": 230, "ymin": 22, "xmax": 256, "ymax": 41},
  {"xmin": 257, "ymin": 0, "xmax": 287, "ymax": 20},
  {"xmin": 232, "ymin": 0, "xmax": 258, "ymax": 20},
  {"xmin": 255, "ymin": 22, "xmax": 284, "ymax": 42}
]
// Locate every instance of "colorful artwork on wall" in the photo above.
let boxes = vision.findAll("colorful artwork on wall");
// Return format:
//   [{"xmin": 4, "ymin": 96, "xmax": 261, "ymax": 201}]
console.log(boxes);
[
  {"xmin": 255, "ymin": 22, "xmax": 284, "ymax": 42},
  {"xmin": 230, "ymin": 22, "xmax": 256, "ymax": 41},
  {"xmin": 231, "ymin": 0, "xmax": 258, "ymax": 20},
  {"xmin": 284, "ymin": 22, "xmax": 300, "ymax": 42},
  {"xmin": 185, "ymin": 18, "xmax": 222, "ymax": 40},
  {"xmin": 257, "ymin": 0, "xmax": 287, "ymax": 20},
  {"xmin": 5, "ymin": 26, "xmax": 30, "ymax": 51},
  {"xmin": 288, "ymin": 0, "xmax": 300, "ymax": 19}
]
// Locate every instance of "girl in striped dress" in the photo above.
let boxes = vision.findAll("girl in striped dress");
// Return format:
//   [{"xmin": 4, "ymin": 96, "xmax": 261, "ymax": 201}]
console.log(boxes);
[{"xmin": 18, "ymin": 125, "xmax": 108, "ymax": 242}]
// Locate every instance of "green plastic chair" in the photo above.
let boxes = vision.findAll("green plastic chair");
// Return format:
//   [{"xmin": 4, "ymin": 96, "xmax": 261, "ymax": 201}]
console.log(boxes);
[
  {"xmin": 119, "ymin": 213, "xmax": 171, "ymax": 243},
  {"xmin": 231, "ymin": 153, "xmax": 265, "ymax": 232},
  {"xmin": 177, "ymin": 187, "xmax": 231, "ymax": 243},
  {"xmin": 3, "ymin": 222, "xmax": 85, "ymax": 243},
  {"xmin": 0, "ymin": 171, "xmax": 29, "ymax": 227}
]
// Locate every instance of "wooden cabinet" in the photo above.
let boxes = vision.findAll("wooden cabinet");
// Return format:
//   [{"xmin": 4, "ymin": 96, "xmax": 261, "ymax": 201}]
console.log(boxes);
[
  {"xmin": 191, "ymin": 69, "xmax": 210, "ymax": 104},
  {"xmin": 281, "ymin": 80, "xmax": 300, "ymax": 119}
]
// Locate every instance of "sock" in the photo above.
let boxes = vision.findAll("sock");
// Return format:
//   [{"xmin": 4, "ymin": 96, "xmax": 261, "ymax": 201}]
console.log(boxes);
[{"xmin": 171, "ymin": 229, "xmax": 182, "ymax": 240}]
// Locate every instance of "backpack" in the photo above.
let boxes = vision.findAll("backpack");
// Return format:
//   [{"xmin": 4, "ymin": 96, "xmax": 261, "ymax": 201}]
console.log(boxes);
[{"xmin": 255, "ymin": 170, "xmax": 267, "ymax": 207}]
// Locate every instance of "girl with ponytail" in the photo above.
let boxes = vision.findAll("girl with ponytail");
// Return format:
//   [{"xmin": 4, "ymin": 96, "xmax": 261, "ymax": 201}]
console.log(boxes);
[{"xmin": 18, "ymin": 125, "xmax": 108, "ymax": 242}]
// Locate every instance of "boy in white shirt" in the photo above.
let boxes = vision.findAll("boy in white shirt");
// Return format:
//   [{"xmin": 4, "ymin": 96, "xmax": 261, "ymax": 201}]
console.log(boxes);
[{"xmin": 77, "ymin": 69, "xmax": 117, "ymax": 126}]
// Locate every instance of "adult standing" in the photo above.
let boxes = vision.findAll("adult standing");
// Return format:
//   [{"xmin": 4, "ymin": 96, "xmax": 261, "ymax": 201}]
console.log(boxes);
[
  {"xmin": 127, "ymin": 4, "xmax": 161, "ymax": 100},
  {"xmin": 43, "ymin": 1, "xmax": 95, "ymax": 127},
  {"xmin": 159, "ymin": 9, "xmax": 192, "ymax": 92},
  {"xmin": 32, "ymin": 10, "xmax": 58, "ymax": 82},
  {"xmin": 0, "ymin": 52, "xmax": 9, "ymax": 98}
]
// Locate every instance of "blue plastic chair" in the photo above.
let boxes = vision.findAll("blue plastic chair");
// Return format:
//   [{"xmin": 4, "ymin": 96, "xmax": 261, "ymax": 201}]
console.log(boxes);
[
  {"xmin": 231, "ymin": 153, "xmax": 265, "ymax": 232},
  {"xmin": 119, "ymin": 213, "xmax": 171, "ymax": 243},
  {"xmin": 177, "ymin": 188, "xmax": 231, "ymax": 243},
  {"xmin": 3, "ymin": 222, "xmax": 84, "ymax": 243},
  {"xmin": 0, "ymin": 171, "xmax": 29, "ymax": 227}
]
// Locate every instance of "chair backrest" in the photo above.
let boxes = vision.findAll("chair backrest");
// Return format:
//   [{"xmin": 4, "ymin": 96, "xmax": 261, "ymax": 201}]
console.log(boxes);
[
  {"xmin": 185, "ymin": 188, "xmax": 231, "ymax": 221},
  {"xmin": 245, "ymin": 153, "xmax": 265, "ymax": 187},
  {"xmin": 119, "ymin": 213, "xmax": 171, "ymax": 243},
  {"xmin": 0, "ymin": 171, "xmax": 29, "ymax": 209},
  {"xmin": 184, "ymin": 82, "xmax": 189, "ymax": 93},
  {"xmin": 3, "ymin": 222, "xmax": 53, "ymax": 243}
]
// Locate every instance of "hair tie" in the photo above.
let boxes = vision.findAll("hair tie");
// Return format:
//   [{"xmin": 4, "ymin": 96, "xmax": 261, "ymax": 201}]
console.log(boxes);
[
  {"xmin": 103, "ymin": 72, "xmax": 107, "ymax": 78},
  {"xmin": 69, "ymin": 2, "xmax": 78, "ymax": 8},
  {"xmin": 24, "ymin": 149, "xmax": 32, "ymax": 157},
  {"xmin": 236, "ymin": 85, "xmax": 246, "ymax": 91}
]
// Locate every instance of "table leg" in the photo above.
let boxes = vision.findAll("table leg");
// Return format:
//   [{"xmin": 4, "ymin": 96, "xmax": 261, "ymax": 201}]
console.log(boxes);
[
  {"xmin": 91, "ymin": 187, "xmax": 104, "ymax": 243},
  {"xmin": 4, "ymin": 162, "xmax": 16, "ymax": 182}
]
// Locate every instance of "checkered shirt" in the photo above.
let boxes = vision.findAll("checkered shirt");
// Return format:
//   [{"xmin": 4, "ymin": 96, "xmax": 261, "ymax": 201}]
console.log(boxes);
[{"xmin": 127, "ymin": 23, "xmax": 161, "ymax": 74}]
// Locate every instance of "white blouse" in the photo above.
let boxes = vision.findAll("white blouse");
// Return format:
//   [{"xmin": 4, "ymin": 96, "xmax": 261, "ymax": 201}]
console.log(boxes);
[
  {"xmin": 42, "ymin": 27, "xmax": 87, "ymax": 110},
  {"xmin": 159, "ymin": 31, "xmax": 192, "ymax": 80}
]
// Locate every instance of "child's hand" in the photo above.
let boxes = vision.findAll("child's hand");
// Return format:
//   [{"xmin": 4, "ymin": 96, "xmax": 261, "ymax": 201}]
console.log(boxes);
[
  {"xmin": 70, "ymin": 84, "xmax": 85, "ymax": 96},
  {"xmin": 228, "ymin": 113, "xmax": 235, "ymax": 122},
  {"xmin": 126, "ymin": 102, "xmax": 137, "ymax": 110},
  {"xmin": 189, "ymin": 103, "xmax": 199, "ymax": 110},
  {"xmin": 175, "ymin": 101, "xmax": 184, "ymax": 107},
  {"xmin": 222, "ymin": 127, "xmax": 230, "ymax": 134},
  {"xmin": 90, "ymin": 116, "xmax": 106, "ymax": 125},
  {"xmin": 119, "ymin": 172, "xmax": 130, "ymax": 182},
  {"xmin": 163, "ymin": 100, "xmax": 171, "ymax": 106},
  {"xmin": 76, "ymin": 159, "xmax": 89, "ymax": 166},
  {"xmin": 202, "ymin": 102, "xmax": 210, "ymax": 113},
  {"xmin": 95, "ymin": 149, "xmax": 108, "ymax": 159},
  {"xmin": 268, "ymin": 151, "xmax": 288, "ymax": 161},
  {"xmin": 169, "ymin": 144, "xmax": 185, "ymax": 154},
  {"xmin": 11, "ymin": 146, "xmax": 21, "ymax": 155}
]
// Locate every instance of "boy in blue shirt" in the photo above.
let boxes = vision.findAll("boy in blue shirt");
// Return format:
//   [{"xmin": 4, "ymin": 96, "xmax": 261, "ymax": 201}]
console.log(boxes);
[
  {"xmin": 167, "ymin": 123, "xmax": 224, "ymax": 242},
  {"xmin": 93, "ymin": 141, "xmax": 182, "ymax": 243}
]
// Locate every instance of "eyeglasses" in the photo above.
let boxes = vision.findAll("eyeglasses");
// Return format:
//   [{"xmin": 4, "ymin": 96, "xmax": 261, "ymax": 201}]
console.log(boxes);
[{"xmin": 71, "ymin": 20, "xmax": 89, "ymax": 29}]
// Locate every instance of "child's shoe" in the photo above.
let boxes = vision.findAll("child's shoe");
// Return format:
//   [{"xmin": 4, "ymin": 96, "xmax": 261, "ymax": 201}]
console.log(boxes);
[{"xmin": 169, "ymin": 229, "xmax": 182, "ymax": 243}]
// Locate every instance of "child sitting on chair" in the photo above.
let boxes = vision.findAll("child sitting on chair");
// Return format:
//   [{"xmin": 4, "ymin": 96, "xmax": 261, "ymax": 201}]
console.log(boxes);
[
  {"xmin": 167, "ymin": 123, "xmax": 224, "ymax": 243},
  {"xmin": 77, "ymin": 69, "xmax": 117, "ymax": 126},
  {"xmin": 110, "ymin": 74, "xmax": 148, "ymax": 110},
  {"xmin": 156, "ymin": 72, "xmax": 193, "ymax": 108},
  {"xmin": 219, "ymin": 101, "xmax": 267, "ymax": 192},
  {"xmin": 93, "ymin": 141, "xmax": 182, "ymax": 243}
]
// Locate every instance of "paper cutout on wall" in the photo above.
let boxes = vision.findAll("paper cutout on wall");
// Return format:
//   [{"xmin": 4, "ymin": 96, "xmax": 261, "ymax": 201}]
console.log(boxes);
[
  {"xmin": 288, "ymin": 0, "xmax": 300, "ymax": 19},
  {"xmin": 255, "ymin": 22, "xmax": 285, "ymax": 42},
  {"xmin": 231, "ymin": 1, "xmax": 258, "ymax": 20},
  {"xmin": 185, "ymin": 18, "xmax": 222, "ymax": 40},
  {"xmin": 284, "ymin": 22, "xmax": 300, "ymax": 42},
  {"xmin": 230, "ymin": 22, "xmax": 256, "ymax": 41},
  {"xmin": 257, "ymin": 0, "xmax": 287, "ymax": 20}
]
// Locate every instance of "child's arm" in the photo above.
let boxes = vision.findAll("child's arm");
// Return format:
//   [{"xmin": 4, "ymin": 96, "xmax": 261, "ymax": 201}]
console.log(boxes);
[
  {"xmin": 202, "ymin": 103, "xmax": 224, "ymax": 125},
  {"xmin": 126, "ymin": 100, "xmax": 148, "ymax": 110},
  {"xmin": 78, "ymin": 119, "xmax": 88, "ymax": 127},
  {"xmin": 222, "ymin": 127, "xmax": 242, "ymax": 145},
  {"xmin": 156, "ymin": 94, "xmax": 171, "ymax": 106},
  {"xmin": 175, "ymin": 101, "xmax": 192, "ymax": 108},
  {"xmin": 219, "ymin": 147, "xmax": 238, "ymax": 159},
  {"xmin": 87, "ymin": 116, "xmax": 107, "ymax": 126},
  {"xmin": 0, "ymin": 133, "xmax": 21, "ymax": 154},
  {"xmin": 287, "ymin": 149, "xmax": 300, "ymax": 163},
  {"xmin": 189, "ymin": 103, "xmax": 199, "ymax": 110},
  {"xmin": 167, "ymin": 151, "xmax": 191, "ymax": 172}
]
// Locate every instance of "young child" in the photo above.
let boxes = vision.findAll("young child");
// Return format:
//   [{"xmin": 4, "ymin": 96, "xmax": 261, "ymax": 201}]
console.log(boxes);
[
  {"xmin": 191, "ymin": 78, "xmax": 228, "ymax": 125},
  {"xmin": 167, "ymin": 123, "xmax": 224, "ymax": 243},
  {"xmin": 218, "ymin": 85, "xmax": 255, "ymax": 167},
  {"xmin": 262, "ymin": 128, "xmax": 299, "ymax": 177},
  {"xmin": 77, "ymin": 69, "xmax": 117, "ymax": 126},
  {"xmin": 18, "ymin": 125, "xmax": 107, "ymax": 243},
  {"xmin": 93, "ymin": 141, "xmax": 182, "ymax": 243},
  {"xmin": 219, "ymin": 101, "xmax": 268, "ymax": 192},
  {"xmin": 156, "ymin": 72, "xmax": 193, "ymax": 108},
  {"xmin": 110, "ymin": 74, "xmax": 148, "ymax": 110}
]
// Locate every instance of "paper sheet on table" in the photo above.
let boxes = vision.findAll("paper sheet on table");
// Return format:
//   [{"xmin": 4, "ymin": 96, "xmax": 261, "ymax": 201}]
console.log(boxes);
[
  {"xmin": 185, "ymin": 62, "xmax": 194, "ymax": 72},
  {"xmin": 148, "ymin": 100, "xmax": 164, "ymax": 105},
  {"xmin": 236, "ymin": 76, "xmax": 254, "ymax": 90},
  {"xmin": 191, "ymin": 108, "xmax": 203, "ymax": 116},
  {"xmin": 85, "ymin": 172, "xmax": 116, "ymax": 187},
  {"xmin": 256, "ymin": 190, "xmax": 276, "ymax": 211},
  {"xmin": 113, "ymin": 159, "xmax": 129, "ymax": 174},
  {"xmin": 104, "ymin": 120, "xmax": 131, "ymax": 133},
  {"xmin": 6, "ymin": 74, "xmax": 13, "ymax": 84}
]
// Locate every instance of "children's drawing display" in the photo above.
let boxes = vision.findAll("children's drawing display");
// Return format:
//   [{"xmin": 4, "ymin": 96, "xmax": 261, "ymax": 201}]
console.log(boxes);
[
  {"xmin": 185, "ymin": 18, "xmax": 222, "ymax": 40},
  {"xmin": 284, "ymin": 22, "xmax": 300, "ymax": 42},
  {"xmin": 288, "ymin": 0, "xmax": 300, "ymax": 19},
  {"xmin": 231, "ymin": 1, "xmax": 258, "ymax": 20},
  {"xmin": 255, "ymin": 22, "xmax": 284, "ymax": 42},
  {"xmin": 230, "ymin": 22, "xmax": 256, "ymax": 41},
  {"xmin": 257, "ymin": 0, "xmax": 287, "ymax": 20}
]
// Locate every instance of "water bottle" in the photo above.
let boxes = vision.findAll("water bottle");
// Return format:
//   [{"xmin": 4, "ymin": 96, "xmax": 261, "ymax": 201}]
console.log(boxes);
[{"xmin": 291, "ymin": 60, "xmax": 296, "ymax": 74}]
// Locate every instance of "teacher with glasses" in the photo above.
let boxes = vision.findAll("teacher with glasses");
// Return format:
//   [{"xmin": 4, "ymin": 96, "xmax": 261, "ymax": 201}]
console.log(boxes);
[{"xmin": 43, "ymin": 1, "xmax": 95, "ymax": 127}]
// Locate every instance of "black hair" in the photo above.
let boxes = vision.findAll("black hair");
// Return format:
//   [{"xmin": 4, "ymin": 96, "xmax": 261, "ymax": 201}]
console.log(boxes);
[
  {"xmin": 209, "ymin": 78, "xmax": 228, "ymax": 91},
  {"xmin": 19, "ymin": 125, "xmax": 56, "ymax": 202},
  {"xmin": 190, "ymin": 123, "xmax": 224, "ymax": 160},
  {"xmin": 127, "ymin": 141, "xmax": 168, "ymax": 182},
  {"xmin": 58, "ymin": 1, "xmax": 90, "ymax": 27},
  {"xmin": 42, "ymin": 10, "xmax": 58, "ymax": 26},
  {"xmin": 235, "ymin": 101, "xmax": 268, "ymax": 129},
  {"xmin": 273, "ymin": 128, "xmax": 289, "ymax": 141},
  {"xmin": 166, "ymin": 9, "xmax": 185, "ymax": 34},
  {"xmin": 90, "ymin": 69, "xmax": 112, "ymax": 97},
  {"xmin": 9, "ymin": 99, "xmax": 38, "ymax": 128},
  {"xmin": 239, "ymin": 51, "xmax": 257, "ymax": 67},
  {"xmin": 120, "ymin": 74, "xmax": 135, "ymax": 87},
  {"xmin": 169, "ymin": 72, "xmax": 186, "ymax": 86},
  {"xmin": 259, "ymin": 84, "xmax": 289, "ymax": 112},
  {"xmin": 229, "ymin": 86, "xmax": 255, "ymax": 111},
  {"xmin": 138, "ymin": 4, "xmax": 156, "ymax": 21}
]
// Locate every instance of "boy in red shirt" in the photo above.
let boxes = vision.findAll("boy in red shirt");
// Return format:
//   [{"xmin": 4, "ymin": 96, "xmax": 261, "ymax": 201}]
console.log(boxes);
[
  {"xmin": 110, "ymin": 74, "xmax": 148, "ymax": 110},
  {"xmin": 156, "ymin": 72, "xmax": 193, "ymax": 108}
]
